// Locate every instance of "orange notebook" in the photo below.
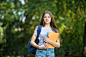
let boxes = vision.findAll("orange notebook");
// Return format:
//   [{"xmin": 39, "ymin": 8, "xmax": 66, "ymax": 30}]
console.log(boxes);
[{"xmin": 47, "ymin": 32, "xmax": 59, "ymax": 48}]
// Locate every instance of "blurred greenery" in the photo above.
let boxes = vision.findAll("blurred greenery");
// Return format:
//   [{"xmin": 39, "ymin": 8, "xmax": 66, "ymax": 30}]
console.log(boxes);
[{"xmin": 0, "ymin": 0, "xmax": 86, "ymax": 57}]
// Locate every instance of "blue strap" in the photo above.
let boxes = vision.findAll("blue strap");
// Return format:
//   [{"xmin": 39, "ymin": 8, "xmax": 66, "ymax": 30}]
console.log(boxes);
[
  {"xmin": 37, "ymin": 25, "xmax": 41, "ymax": 35},
  {"xmin": 44, "ymin": 32, "xmax": 49, "ymax": 46},
  {"xmin": 46, "ymin": 32, "xmax": 49, "ymax": 37}
]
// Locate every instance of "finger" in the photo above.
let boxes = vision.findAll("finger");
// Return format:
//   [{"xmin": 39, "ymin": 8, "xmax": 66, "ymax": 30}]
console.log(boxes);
[
  {"xmin": 46, "ymin": 44, "xmax": 49, "ymax": 47},
  {"xmin": 45, "ymin": 46, "xmax": 48, "ymax": 49},
  {"xmin": 43, "ymin": 38, "xmax": 45, "ymax": 41},
  {"xmin": 43, "ymin": 37, "xmax": 45, "ymax": 39},
  {"xmin": 43, "ymin": 37, "xmax": 46, "ymax": 41},
  {"xmin": 45, "ymin": 44, "xmax": 48, "ymax": 47},
  {"xmin": 47, "ymin": 45, "xmax": 49, "ymax": 47},
  {"xmin": 44, "ymin": 47, "xmax": 48, "ymax": 49},
  {"xmin": 45, "ymin": 46, "xmax": 48, "ymax": 48},
  {"xmin": 43, "ymin": 36, "xmax": 45, "ymax": 39},
  {"xmin": 43, "ymin": 46, "xmax": 46, "ymax": 49},
  {"xmin": 47, "ymin": 44, "xmax": 49, "ymax": 47}
]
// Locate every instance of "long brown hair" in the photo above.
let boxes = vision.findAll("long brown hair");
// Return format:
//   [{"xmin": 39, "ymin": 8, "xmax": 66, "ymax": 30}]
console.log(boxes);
[{"xmin": 40, "ymin": 10, "xmax": 59, "ymax": 33}]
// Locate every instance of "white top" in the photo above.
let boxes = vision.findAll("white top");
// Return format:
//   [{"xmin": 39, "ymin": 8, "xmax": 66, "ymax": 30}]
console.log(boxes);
[{"xmin": 35, "ymin": 26, "xmax": 54, "ymax": 46}]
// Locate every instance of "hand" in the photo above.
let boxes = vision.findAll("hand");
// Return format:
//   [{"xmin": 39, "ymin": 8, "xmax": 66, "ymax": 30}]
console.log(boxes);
[
  {"xmin": 43, "ymin": 35, "xmax": 51, "ymax": 43},
  {"xmin": 39, "ymin": 44, "xmax": 49, "ymax": 49}
]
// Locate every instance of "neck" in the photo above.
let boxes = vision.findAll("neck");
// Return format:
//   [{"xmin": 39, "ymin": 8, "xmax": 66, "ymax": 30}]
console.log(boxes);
[{"xmin": 44, "ymin": 23, "xmax": 51, "ymax": 28}]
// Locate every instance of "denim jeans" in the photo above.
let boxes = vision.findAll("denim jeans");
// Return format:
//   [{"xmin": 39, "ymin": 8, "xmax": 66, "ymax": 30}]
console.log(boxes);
[{"xmin": 35, "ymin": 48, "xmax": 55, "ymax": 57}]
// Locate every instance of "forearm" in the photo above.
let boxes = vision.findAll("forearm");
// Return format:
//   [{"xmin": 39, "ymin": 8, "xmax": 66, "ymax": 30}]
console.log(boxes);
[
  {"xmin": 30, "ymin": 41, "xmax": 39, "ymax": 49},
  {"xmin": 48, "ymin": 40, "xmax": 60, "ymax": 48}
]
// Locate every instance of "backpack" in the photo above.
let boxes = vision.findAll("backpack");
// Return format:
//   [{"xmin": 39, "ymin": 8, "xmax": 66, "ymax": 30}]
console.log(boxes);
[{"xmin": 28, "ymin": 25, "xmax": 41, "ymax": 54}]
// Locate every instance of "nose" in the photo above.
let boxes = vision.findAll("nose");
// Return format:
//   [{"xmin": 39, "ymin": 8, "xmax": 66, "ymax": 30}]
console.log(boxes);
[{"xmin": 46, "ymin": 17, "xmax": 48, "ymax": 19}]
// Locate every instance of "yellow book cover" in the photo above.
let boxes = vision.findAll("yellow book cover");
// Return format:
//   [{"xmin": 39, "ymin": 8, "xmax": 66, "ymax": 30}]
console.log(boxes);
[{"xmin": 47, "ymin": 32, "xmax": 59, "ymax": 48}]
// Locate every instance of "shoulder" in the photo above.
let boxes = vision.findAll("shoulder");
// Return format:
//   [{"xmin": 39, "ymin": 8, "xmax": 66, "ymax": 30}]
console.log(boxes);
[
  {"xmin": 35, "ymin": 26, "xmax": 38, "ymax": 29},
  {"xmin": 34, "ymin": 26, "xmax": 38, "ymax": 32}
]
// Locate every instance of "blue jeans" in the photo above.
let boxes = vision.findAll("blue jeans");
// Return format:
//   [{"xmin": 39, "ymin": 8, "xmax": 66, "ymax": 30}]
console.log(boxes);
[{"xmin": 35, "ymin": 48, "xmax": 55, "ymax": 57}]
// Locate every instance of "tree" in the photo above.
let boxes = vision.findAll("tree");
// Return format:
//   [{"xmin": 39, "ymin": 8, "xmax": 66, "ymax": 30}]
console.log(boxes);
[{"xmin": 0, "ymin": 0, "xmax": 86, "ymax": 56}]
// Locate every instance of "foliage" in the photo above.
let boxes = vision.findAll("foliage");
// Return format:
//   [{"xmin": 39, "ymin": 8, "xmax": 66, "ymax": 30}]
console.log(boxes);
[{"xmin": 0, "ymin": 0, "xmax": 86, "ymax": 56}]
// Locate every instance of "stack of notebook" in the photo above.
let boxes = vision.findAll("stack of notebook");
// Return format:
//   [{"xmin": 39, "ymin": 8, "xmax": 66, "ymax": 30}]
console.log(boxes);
[{"xmin": 46, "ymin": 32, "xmax": 59, "ymax": 48}]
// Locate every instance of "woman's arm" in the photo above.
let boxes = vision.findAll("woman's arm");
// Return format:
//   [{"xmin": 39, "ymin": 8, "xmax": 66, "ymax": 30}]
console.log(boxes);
[
  {"xmin": 43, "ymin": 34, "xmax": 60, "ymax": 48},
  {"xmin": 30, "ymin": 27, "xmax": 49, "ymax": 49},
  {"xmin": 30, "ymin": 28, "xmax": 39, "ymax": 48}
]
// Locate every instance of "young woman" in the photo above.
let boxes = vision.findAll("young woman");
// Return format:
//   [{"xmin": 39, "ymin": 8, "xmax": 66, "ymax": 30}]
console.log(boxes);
[{"xmin": 30, "ymin": 11, "xmax": 61, "ymax": 57}]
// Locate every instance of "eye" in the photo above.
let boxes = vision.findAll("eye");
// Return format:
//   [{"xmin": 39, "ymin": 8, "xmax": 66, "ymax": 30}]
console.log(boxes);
[
  {"xmin": 44, "ymin": 16, "xmax": 51, "ymax": 18},
  {"xmin": 48, "ymin": 16, "xmax": 51, "ymax": 18},
  {"xmin": 44, "ymin": 16, "xmax": 46, "ymax": 18}
]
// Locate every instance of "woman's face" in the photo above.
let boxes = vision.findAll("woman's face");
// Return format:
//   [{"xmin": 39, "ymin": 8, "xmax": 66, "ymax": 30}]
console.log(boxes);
[{"xmin": 44, "ymin": 13, "xmax": 51, "ymax": 24}]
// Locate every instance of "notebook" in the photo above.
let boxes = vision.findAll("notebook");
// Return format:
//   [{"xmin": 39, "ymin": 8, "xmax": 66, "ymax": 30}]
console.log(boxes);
[{"xmin": 46, "ymin": 32, "xmax": 59, "ymax": 48}]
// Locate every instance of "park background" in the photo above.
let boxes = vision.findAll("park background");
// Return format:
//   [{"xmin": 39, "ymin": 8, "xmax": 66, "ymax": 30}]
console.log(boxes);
[{"xmin": 0, "ymin": 0, "xmax": 86, "ymax": 57}]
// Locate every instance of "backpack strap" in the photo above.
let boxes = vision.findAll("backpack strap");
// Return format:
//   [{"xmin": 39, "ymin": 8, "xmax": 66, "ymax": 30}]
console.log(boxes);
[
  {"xmin": 35, "ymin": 25, "xmax": 41, "ymax": 45},
  {"xmin": 37, "ymin": 25, "xmax": 41, "ymax": 35}
]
